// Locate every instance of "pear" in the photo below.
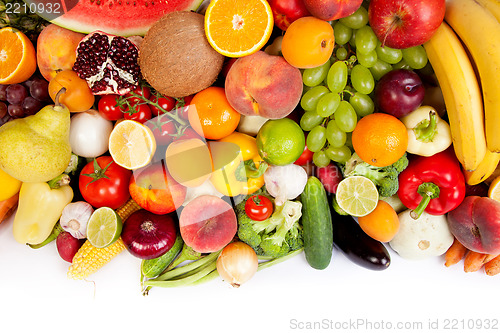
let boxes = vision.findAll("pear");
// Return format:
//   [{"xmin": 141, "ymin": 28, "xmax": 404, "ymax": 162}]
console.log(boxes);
[{"xmin": 0, "ymin": 89, "xmax": 72, "ymax": 183}]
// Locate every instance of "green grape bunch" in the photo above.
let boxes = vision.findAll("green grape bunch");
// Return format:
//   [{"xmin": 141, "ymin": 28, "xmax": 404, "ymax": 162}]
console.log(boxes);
[{"xmin": 298, "ymin": 5, "xmax": 429, "ymax": 168}]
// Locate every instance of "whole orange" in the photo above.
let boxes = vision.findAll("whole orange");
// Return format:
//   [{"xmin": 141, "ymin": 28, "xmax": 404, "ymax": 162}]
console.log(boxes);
[
  {"xmin": 281, "ymin": 16, "xmax": 335, "ymax": 69},
  {"xmin": 188, "ymin": 86, "xmax": 241, "ymax": 140},
  {"xmin": 358, "ymin": 200, "xmax": 400, "ymax": 243},
  {"xmin": 351, "ymin": 113, "xmax": 408, "ymax": 167}
]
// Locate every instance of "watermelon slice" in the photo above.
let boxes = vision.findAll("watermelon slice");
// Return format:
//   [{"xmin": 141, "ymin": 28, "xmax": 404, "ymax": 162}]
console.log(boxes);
[{"xmin": 25, "ymin": 0, "xmax": 205, "ymax": 36}]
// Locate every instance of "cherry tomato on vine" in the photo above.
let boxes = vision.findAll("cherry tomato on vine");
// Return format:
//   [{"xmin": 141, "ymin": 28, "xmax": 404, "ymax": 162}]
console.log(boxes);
[
  {"xmin": 145, "ymin": 114, "xmax": 177, "ymax": 146},
  {"xmin": 79, "ymin": 156, "xmax": 132, "ymax": 209},
  {"xmin": 245, "ymin": 195, "xmax": 273, "ymax": 221},
  {"xmin": 172, "ymin": 127, "xmax": 201, "ymax": 142},
  {"xmin": 98, "ymin": 94, "xmax": 124, "ymax": 121},
  {"xmin": 126, "ymin": 86, "xmax": 151, "ymax": 105},
  {"xmin": 149, "ymin": 94, "xmax": 176, "ymax": 116},
  {"xmin": 177, "ymin": 95, "xmax": 194, "ymax": 120},
  {"xmin": 124, "ymin": 104, "xmax": 152, "ymax": 123}
]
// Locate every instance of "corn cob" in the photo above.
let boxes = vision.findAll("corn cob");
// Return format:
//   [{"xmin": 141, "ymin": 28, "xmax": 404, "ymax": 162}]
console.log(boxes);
[{"xmin": 67, "ymin": 198, "xmax": 142, "ymax": 280}]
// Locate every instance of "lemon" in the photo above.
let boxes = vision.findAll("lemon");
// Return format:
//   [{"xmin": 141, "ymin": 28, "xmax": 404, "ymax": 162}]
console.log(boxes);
[
  {"xmin": 108, "ymin": 120, "xmax": 156, "ymax": 170},
  {"xmin": 256, "ymin": 118, "xmax": 305, "ymax": 165},
  {"xmin": 335, "ymin": 175, "xmax": 379, "ymax": 217},
  {"xmin": 87, "ymin": 207, "xmax": 123, "ymax": 248}
]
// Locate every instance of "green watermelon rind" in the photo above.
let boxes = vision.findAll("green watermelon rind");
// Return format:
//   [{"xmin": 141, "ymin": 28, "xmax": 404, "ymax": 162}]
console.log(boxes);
[{"xmin": 24, "ymin": 0, "xmax": 206, "ymax": 36}]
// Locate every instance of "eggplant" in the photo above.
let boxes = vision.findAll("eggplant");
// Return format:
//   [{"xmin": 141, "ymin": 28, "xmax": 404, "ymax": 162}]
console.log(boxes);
[{"xmin": 331, "ymin": 210, "xmax": 391, "ymax": 271}]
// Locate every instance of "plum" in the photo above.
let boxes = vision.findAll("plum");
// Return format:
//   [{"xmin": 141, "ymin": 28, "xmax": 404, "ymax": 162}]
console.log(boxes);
[
  {"xmin": 374, "ymin": 69, "xmax": 425, "ymax": 118},
  {"xmin": 447, "ymin": 196, "xmax": 500, "ymax": 255},
  {"xmin": 179, "ymin": 195, "xmax": 237, "ymax": 253}
]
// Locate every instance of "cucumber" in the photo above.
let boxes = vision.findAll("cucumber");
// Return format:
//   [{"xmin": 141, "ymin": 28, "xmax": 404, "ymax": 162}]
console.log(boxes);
[
  {"xmin": 141, "ymin": 234, "xmax": 184, "ymax": 279},
  {"xmin": 301, "ymin": 176, "xmax": 333, "ymax": 270},
  {"xmin": 331, "ymin": 211, "xmax": 390, "ymax": 271}
]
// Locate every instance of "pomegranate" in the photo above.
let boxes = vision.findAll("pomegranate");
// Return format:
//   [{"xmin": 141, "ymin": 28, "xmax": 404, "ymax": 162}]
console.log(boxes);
[{"xmin": 72, "ymin": 31, "xmax": 140, "ymax": 95}]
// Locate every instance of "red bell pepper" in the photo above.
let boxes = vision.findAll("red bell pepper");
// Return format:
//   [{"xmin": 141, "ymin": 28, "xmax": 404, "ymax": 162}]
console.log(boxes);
[{"xmin": 397, "ymin": 148, "xmax": 466, "ymax": 219}]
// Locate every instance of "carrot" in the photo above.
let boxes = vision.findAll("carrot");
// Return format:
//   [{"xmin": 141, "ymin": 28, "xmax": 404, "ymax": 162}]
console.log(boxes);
[
  {"xmin": 445, "ymin": 238, "xmax": 468, "ymax": 267},
  {"xmin": 464, "ymin": 251, "xmax": 489, "ymax": 273},
  {"xmin": 484, "ymin": 255, "xmax": 500, "ymax": 276},
  {"xmin": 0, "ymin": 193, "xmax": 19, "ymax": 224}
]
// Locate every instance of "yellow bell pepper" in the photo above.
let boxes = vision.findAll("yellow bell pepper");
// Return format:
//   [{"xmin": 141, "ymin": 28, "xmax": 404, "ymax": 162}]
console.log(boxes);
[
  {"xmin": 13, "ymin": 174, "xmax": 73, "ymax": 245},
  {"xmin": 209, "ymin": 132, "xmax": 267, "ymax": 197}
]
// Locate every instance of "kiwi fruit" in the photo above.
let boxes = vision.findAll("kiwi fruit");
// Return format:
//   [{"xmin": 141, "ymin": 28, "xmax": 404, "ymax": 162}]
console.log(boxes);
[{"xmin": 139, "ymin": 11, "xmax": 224, "ymax": 98}]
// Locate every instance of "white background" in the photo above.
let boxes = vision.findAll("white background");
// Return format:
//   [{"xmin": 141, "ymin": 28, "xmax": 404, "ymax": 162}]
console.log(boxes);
[{"xmin": 1, "ymin": 212, "xmax": 498, "ymax": 333}]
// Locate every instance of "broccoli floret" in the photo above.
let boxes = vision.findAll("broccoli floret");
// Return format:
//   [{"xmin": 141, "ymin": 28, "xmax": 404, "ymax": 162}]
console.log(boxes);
[
  {"xmin": 236, "ymin": 215, "xmax": 262, "ymax": 249},
  {"xmin": 285, "ymin": 226, "xmax": 304, "ymax": 251},
  {"xmin": 341, "ymin": 152, "xmax": 409, "ymax": 197},
  {"xmin": 259, "ymin": 237, "xmax": 290, "ymax": 257},
  {"xmin": 392, "ymin": 152, "xmax": 409, "ymax": 173},
  {"xmin": 235, "ymin": 198, "xmax": 304, "ymax": 258}
]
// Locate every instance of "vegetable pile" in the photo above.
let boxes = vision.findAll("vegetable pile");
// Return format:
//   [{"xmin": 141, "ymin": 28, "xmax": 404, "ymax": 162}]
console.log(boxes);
[{"xmin": 1, "ymin": 0, "xmax": 500, "ymax": 295}]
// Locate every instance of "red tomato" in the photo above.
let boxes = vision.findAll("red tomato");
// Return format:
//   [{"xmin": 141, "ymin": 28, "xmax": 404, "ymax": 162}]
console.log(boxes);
[
  {"xmin": 149, "ymin": 94, "xmax": 176, "ymax": 116},
  {"xmin": 145, "ymin": 114, "xmax": 177, "ymax": 146},
  {"xmin": 245, "ymin": 195, "xmax": 273, "ymax": 221},
  {"xmin": 173, "ymin": 127, "xmax": 201, "ymax": 142},
  {"xmin": 124, "ymin": 104, "xmax": 152, "ymax": 123},
  {"xmin": 79, "ymin": 156, "xmax": 132, "ymax": 209},
  {"xmin": 177, "ymin": 95, "xmax": 194, "ymax": 120},
  {"xmin": 126, "ymin": 86, "xmax": 151, "ymax": 105},
  {"xmin": 294, "ymin": 144, "xmax": 314, "ymax": 166},
  {"xmin": 97, "ymin": 94, "xmax": 124, "ymax": 121}
]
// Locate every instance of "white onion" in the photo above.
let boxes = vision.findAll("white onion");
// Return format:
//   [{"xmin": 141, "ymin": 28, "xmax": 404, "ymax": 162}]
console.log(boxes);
[{"xmin": 69, "ymin": 109, "xmax": 113, "ymax": 158}]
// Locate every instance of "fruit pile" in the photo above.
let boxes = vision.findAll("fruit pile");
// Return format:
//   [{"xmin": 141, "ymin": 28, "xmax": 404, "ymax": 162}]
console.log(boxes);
[{"xmin": 1, "ymin": 0, "xmax": 500, "ymax": 293}]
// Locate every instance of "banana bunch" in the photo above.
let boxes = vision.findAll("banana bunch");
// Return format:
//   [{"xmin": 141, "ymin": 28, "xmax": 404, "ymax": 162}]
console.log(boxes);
[{"xmin": 423, "ymin": 0, "xmax": 500, "ymax": 184}]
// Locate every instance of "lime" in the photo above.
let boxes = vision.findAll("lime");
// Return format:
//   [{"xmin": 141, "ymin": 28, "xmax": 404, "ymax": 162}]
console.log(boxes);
[
  {"xmin": 335, "ymin": 175, "xmax": 379, "ymax": 217},
  {"xmin": 256, "ymin": 118, "xmax": 305, "ymax": 165},
  {"xmin": 87, "ymin": 207, "xmax": 123, "ymax": 248}
]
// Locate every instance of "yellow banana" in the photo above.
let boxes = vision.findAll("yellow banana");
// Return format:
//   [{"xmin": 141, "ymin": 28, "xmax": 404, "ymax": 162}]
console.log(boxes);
[
  {"xmin": 423, "ymin": 22, "xmax": 486, "ymax": 171},
  {"xmin": 464, "ymin": 150, "xmax": 500, "ymax": 185},
  {"xmin": 475, "ymin": 0, "xmax": 500, "ymax": 22},
  {"xmin": 445, "ymin": 0, "xmax": 500, "ymax": 153}
]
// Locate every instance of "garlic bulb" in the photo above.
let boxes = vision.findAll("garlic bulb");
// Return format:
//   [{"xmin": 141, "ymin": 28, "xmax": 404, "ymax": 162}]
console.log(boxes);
[{"xmin": 59, "ymin": 201, "xmax": 94, "ymax": 239}]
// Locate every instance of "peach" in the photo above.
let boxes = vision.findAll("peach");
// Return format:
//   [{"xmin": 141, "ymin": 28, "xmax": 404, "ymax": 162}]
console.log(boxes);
[
  {"xmin": 224, "ymin": 51, "xmax": 303, "ymax": 119},
  {"xmin": 179, "ymin": 195, "xmax": 237, "ymax": 253},
  {"xmin": 447, "ymin": 196, "xmax": 500, "ymax": 255},
  {"xmin": 36, "ymin": 24, "xmax": 85, "ymax": 81}
]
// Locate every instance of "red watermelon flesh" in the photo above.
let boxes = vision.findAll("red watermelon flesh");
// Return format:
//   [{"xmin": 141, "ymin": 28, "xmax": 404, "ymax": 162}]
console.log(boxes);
[{"xmin": 25, "ymin": 0, "xmax": 205, "ymax": 36}]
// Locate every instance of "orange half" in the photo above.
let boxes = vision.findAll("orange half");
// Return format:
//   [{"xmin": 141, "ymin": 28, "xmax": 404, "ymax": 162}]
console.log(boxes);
[
  {"xmin": 204, "ymin": 0, "xmax": 274, "ymax": 57},
  {"xmin": 0, "ymin": 27, "xmax": 37, "ymax": 84}
]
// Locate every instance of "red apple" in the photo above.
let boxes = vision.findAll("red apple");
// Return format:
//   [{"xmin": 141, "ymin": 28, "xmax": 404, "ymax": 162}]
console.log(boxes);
[
  {"xmin": 303, "ymin": 0, "xmax": 363, "ymax": 21},
  {"xmin": 447, "ymin": 196, "xmax": 500, "ymax": 255},
  {"xmin": 129, "ymin": 161, "xmax": 187, "ymax": 215},
  {"xmin": 368, "ymin": 0, "xmax": 445, "ymax": 49},
  {"xmin": 268, "ymin": 0, "xmax": 311, "ymax": 31}
]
